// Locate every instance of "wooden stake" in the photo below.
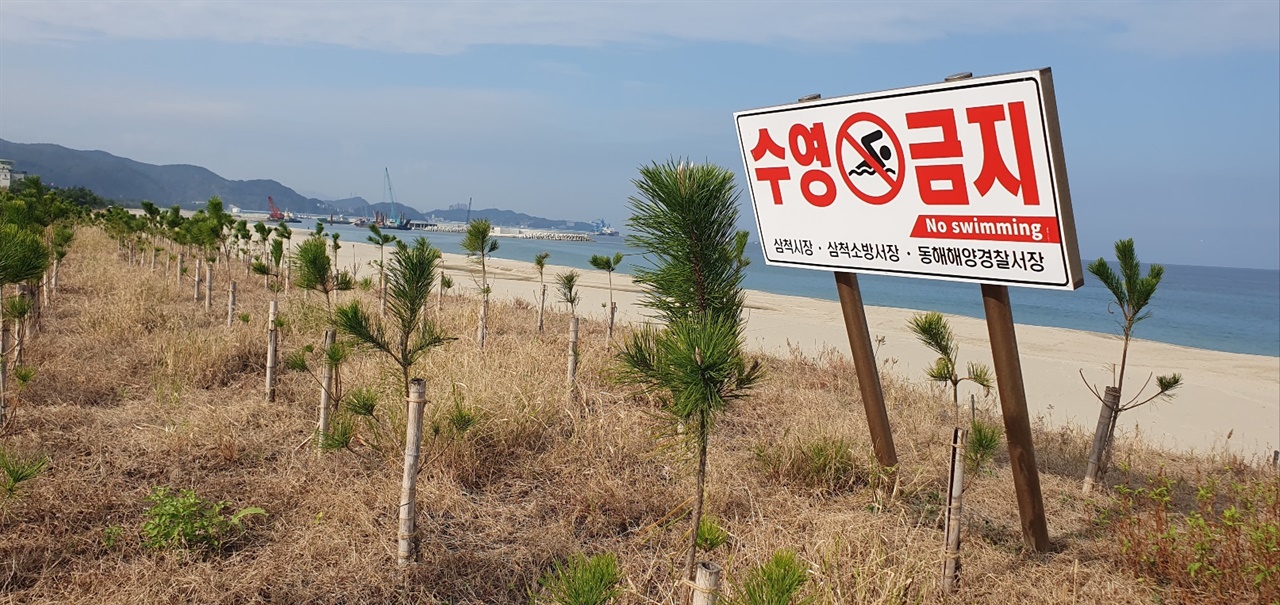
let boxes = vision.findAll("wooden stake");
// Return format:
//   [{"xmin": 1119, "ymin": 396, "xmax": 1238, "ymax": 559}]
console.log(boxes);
[
  {"xmin": 0, "ymin": 325, "xmax": 8, "ymax": 427},
  {"xmin": 318, "ymin": 329, "xmax": 335, "ymax": 448},
  {"xmin": 176, "ymin": 255, "xmax": 184, "ymax": 287},
  {"xmin": 1083, "ymin": 386, "xmax": 1120, "ymax": 494},
  {"xmin": 379, "ymin": 272, "xmax": 386, "ymax": 317},
  {"xmin": 477, "ymin": 293, "xmax": 488, "ymax": 350},
  {"xmin": 398, "ymin": 378, "xmax": 427, "ymax": 566},
  {"xmin": 941, "ymin": 427, "xmax": 967, "ymax": 594},
  {"xmin": 981, "ymin": 283, "xmax": 1050, "ymax": 552},
  {"xmin": 226, "ymin": 281, "xmax": 237, "ymax": 327},
  {"xmin": 691, "ymin": 561, "xmax": 721, "ymax": 605},
  {"xmin": 607, "ymin": 302, "xmax": 616, "ymax": 349},
  {"xmin": 437, "ymin": 275, "xmax": 446, "ymax": 314},
  {"xmin": 567, "ymin": 316, "xmax": 579, "ymax": 388},
  {"xmin": 834, "ymin": 271, "xmax": 898, "ymax": 471},
  {"xmin": 194, "ymin": 258, "xmax": 203, "ymax": 302},
  {"xmin": 266, "ymin": 301, "xmax": 278, "ymax": 402},
  {"xmin": 204, "ymin": 264, "xmax": 214, "ymax": 311},
  {"xmin": 537, "ymin": 283, "xmax": 546, "ymax": 334}
]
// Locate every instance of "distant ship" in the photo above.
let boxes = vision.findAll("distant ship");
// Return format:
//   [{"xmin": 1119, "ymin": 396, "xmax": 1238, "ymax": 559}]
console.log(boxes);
[{"xmin": 591, "ymin": 218, "xmax": 619, "ymax": 236}]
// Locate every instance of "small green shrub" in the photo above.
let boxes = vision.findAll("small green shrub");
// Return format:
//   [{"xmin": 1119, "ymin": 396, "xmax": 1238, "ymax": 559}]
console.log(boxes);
[
  {"xmin": 537, "ymin": 552, "xmax": 622, "ymax": 605},
  {"xmin": 1106, "ymin": 473, "xmax": 1280, "ymax": 603},
  {"xmin": 697, "ymin": 515, "xmax": 729, "ymax": 551},
  {"xmin": 965, "ymin": 418, "xmax": 1003, "ymax": 473},
  {"xmin": 141, "ymin": 487, "xmax": 265, "ymax": 552},
  {"xmin": 730, "ymin": 549, "xmax": 812, "ymax": 605},
  {"xmin": 0, "ymin": 447, "xmax": 47, "ymax": 499},
  {"xmin": 103, "ymin": 525, "xmax": 124, "ymax": 549},
  {"xmin": 319, "ymin": 415, "xmax": 356, "ymax": 451}
]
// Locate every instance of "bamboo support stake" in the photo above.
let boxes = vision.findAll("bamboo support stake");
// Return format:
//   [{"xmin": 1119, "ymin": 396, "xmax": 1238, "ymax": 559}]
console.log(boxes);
[
  {"xmin": 51, "ymin": 260, "xmax": 60, "ymax": 297},
  {"xmin": 941, "ymin": 427, "xmax": 967, "ymax": 594},
  {"xmin": 0, "ymin": 325, "xmax": 8, "ymax": 427},
  {"xmin": 567, "ymin": 317, "xmax": 579, "ymax": 388},
  {"xmin": 398, "ymin": 378, "xmax": 427, "ymax": 566},
  {"xmin": 476, "ymin": 293, "xmax": 488, "ymax": 350},
  {"xmin": 150, "ymin": 248, "xmax": 157, "ymax": 271},
  {"xmin": 177, "ymin": 255, "xmax": 184, "ymax": 287},
  {"xmin": 13, "ymin": 284, "xmax": 31, "ymax": 365},
  {"xmin": 537, "ymin": 284, "xmax": 546, "ymax": 334},
  {"xmin": 204, "ymin": 264, "xmax": 214, "ymax": 311},
  {"xmin": 194, "ymin": 258, "xmax": 203, "ymax": 302},
  {"xmin": 318, "ymin": 329, "xmax": 335, "ymax": 447},
  {"xmin": 607, "ymin": 302, "xmax": 616, "ymax": 349},
  {"xmin": 1083, "ymin": 386, "xmax": 1121, "ymax": 494},
  {"xmin": 691, "ymin": 561, "xmax": 722, "ymax": 605},
  {"xmin": 226, "ymin": 281, "xmax": 237, "ymax": 327},
  {"xmin": 265, "ymin": 301, "xmax": 278, "ymax": 402}
]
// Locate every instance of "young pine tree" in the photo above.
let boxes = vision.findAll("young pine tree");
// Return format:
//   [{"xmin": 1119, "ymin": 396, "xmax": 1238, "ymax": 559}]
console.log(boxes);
[
  {"xmin": 334, "ymin": 238, "xmax": 451, "ymax": 399},
  {"xmin": 366, "ymin": 224, "xmax": 398, "ymax": 317},
  {"xmin": 556, "ymin": 270, "xmax": 581, "ymax": 318},
  {"xmin": 1081, "ymin": 238, "xmax": 1181, "ymax": 493},
  {"xmin": 460, "ymin": 219, "xmax": 499, "ymax": 349},
  {"xmin": 907, "ymin": 311, "xmax": 993, "ymax": 424},
  {"xmin": 617, "ymin": 160, "xmax": 761, "ymax": 583},
  {"xmin": 588, "ymin": 252, "xmax": 624, "ymax": 345},
  {"xmin": 534, "ymin": 252, "xmax": 550, "ymax": 334}
]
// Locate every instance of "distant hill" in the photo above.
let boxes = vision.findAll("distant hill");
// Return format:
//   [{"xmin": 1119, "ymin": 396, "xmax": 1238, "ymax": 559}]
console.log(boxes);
[
  {"xmin": 0, "ymin": 139, "xmax": 595, "ymax": 230},
  {"xmin": 0, "ymin": 139, "xmax": 345, "ymax": 214}
]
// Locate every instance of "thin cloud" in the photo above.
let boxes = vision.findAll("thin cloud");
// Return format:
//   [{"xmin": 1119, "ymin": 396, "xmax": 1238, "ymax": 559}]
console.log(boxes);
[{"xmin": 3, "ymin": 1, "xmax": 1275, "ymax": 56}]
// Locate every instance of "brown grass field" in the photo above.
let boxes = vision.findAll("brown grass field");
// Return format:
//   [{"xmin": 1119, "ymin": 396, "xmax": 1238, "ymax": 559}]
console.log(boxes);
[{"xmin": 1, "ymin": 229, "xmax": 1275, "ymax": 604}]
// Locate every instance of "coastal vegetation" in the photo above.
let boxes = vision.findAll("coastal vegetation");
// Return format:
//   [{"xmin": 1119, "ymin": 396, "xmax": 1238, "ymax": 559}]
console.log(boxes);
[
  {"xmin": 1081, "ymin": 239, "xmax": 1183, "ymax": 494},
  {"xmin": 588, "ymin": 252, "xmax": 624, "ymax": 345},
  {"xmin": 461, "ymin": 218, "xmax": 499, "ymax": 350},
  {"xmin": 0, "ymin": 181, "xmax": 1274, "ymax": 604},
  {"xmin": 535, "ymin": 251, "xmax": 551, "ymax": 334},
  {"xmin": 618, "ymin": 160, "xmax": 761, "ymax": 582}
]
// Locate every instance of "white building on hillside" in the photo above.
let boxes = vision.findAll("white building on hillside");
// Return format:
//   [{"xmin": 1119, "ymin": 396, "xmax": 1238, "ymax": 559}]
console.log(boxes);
[{"xmin": 0, "ymin": 159, "xmax": 12, "ymax": 191}]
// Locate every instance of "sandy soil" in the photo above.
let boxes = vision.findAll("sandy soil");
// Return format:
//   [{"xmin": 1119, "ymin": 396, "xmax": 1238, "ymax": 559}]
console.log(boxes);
[{"xmin": 332, "ymin": 236, "xmax": 1279, "ymax": 456}]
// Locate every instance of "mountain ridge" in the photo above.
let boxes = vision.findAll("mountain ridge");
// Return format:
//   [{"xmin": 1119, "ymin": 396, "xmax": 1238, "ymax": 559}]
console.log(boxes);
[{"xmin": 0, "ymin": 139, "xmax": 601, "ymax": 230}]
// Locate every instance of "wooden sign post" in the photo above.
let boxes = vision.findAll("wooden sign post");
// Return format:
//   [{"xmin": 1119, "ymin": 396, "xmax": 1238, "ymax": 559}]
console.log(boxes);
[{"xmin": 737, "ymin": 69, "xmax": 1083, "ymax": 553}]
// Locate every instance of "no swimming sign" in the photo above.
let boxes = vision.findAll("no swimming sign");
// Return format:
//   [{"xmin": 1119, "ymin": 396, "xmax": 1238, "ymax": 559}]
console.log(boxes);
[{"xmin": 734, "ymin": 68, "xmax": 1083, "ymax": 290}]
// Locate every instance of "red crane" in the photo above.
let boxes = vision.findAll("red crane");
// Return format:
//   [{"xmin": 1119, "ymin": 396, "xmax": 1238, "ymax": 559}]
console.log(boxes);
[{"xmin": 267, "ymin": 196, "xmax": 285, "ymax": 221}]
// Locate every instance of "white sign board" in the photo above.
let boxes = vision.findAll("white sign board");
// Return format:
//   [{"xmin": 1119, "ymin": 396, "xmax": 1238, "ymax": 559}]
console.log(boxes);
[{"xmin": 734, "ymin": 68, "xmax": 1082, "ymax": 290}]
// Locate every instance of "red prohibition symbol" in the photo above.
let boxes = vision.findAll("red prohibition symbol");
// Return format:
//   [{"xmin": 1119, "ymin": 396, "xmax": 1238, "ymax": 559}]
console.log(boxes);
[{"xmin": 836, "ymin": 112, "xmax": 906, "ymax": 205}]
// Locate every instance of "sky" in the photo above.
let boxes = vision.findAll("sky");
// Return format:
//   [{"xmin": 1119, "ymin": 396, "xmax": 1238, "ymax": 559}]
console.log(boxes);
[{"xmin": 1, "ymin": 1, "xmax": 1277, "ymax": 269}]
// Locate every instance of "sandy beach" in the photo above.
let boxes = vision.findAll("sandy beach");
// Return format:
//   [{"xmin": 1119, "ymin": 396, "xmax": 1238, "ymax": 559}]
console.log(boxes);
[{"xmin": 331, "ymin": 235, "xmax": 1279, "ymax": 457}]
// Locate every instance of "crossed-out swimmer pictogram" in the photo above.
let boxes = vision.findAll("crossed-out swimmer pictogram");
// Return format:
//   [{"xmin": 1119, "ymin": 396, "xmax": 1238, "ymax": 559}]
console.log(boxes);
[{"xmin": 836, "ymin": 112, "xmax": 905, "ymax": 206}]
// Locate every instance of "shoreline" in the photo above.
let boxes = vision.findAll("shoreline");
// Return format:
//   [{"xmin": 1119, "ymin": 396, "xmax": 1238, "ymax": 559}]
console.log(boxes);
[{"xmin": 317, "ymin": 233, "xmax": 1280, "ymax": 456}]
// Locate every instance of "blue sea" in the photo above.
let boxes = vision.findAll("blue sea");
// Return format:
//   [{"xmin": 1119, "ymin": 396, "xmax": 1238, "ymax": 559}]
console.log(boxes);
[{"xmin": 319, "ymin": 224, "xmax": 1280, "ymax": 358}]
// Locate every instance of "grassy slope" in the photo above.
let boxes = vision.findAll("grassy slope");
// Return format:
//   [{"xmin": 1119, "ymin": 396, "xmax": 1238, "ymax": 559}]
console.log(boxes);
[{"xmin": 0, "ymin": 229, "xmax": 1272, "ymax": 604}]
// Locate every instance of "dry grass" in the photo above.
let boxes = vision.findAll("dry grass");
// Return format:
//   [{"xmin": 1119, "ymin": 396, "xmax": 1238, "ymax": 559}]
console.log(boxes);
[{"xmin": 0, "ymin": 228, "xmax": 1274, "ymax": 604}]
